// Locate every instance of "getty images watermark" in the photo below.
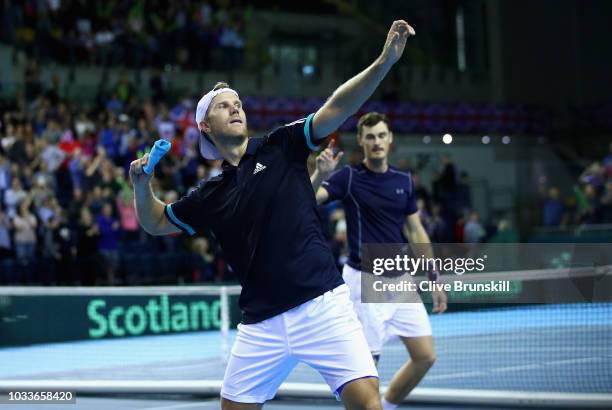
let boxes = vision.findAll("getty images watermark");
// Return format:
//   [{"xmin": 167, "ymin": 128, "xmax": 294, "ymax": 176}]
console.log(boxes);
[
  {"xmin": 359, "ymin": 243, "xmax": 612, "ymax": 304},
  {"xmin": 369, "ymin": 253, "xmax": 511, "ymax": 296}
]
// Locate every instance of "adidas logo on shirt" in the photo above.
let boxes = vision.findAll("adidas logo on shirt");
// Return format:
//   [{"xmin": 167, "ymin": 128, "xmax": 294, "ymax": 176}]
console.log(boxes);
[{"xmin": 253, "ymin": 162, "xmax": 267, "ymax": 175}]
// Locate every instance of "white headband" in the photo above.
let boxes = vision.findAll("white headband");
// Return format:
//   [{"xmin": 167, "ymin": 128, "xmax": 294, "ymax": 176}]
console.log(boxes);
[{"xmin": 195, "ymin": 87, "xmax": 240, "ymax": 126}]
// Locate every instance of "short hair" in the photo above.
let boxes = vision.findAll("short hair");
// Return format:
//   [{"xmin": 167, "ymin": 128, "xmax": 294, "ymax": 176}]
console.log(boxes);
[
  {"xmin": 213, "ymin": 81, "xmax": 229, "ymax": 91},
  {"xmin": 357, "ymin": 112, "xmax": 391, "ymax": 136}
]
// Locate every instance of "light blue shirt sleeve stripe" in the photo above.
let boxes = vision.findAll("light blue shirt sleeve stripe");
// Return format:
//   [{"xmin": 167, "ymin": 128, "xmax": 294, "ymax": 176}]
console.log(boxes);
[
  {"xmin": 165, "ymin": 204, "xmax": 196, "ymax": 236},
  {"xmin": 304, "ymin": 113, "xmax": 317, "ymax": 151}
]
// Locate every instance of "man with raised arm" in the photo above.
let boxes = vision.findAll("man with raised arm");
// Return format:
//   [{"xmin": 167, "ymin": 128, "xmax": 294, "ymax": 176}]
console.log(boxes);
[{"xmin": 130, "ymin": 20, "xmax": 416, "ymax": 410}]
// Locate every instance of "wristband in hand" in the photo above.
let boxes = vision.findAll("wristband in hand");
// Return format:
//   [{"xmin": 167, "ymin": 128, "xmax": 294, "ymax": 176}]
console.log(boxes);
[{"xmin": 143, "ymin": 139, "xmax": 172, "ymax": 175}]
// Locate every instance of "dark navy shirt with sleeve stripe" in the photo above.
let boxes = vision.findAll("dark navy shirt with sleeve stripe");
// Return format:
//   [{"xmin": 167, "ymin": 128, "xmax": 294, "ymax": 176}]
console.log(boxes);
[
  {"xmin": 322, "ymin": 164, "xmax": 418, "ymax": 270},
  {"xmin": 165, "ymin": 114, "xmax": 343, "ymax": 324}
]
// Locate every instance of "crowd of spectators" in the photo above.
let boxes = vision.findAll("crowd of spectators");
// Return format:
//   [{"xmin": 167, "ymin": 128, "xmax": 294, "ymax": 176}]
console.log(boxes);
[
  {"xmin": 0, "ymin": 71, "xmax": 232, "ymax": 285},
  {"xmin": 0, "ymin": 64, "xmax": 514, "ymax": 286},
  {"xmin": 0, "ymin": 64, "xmax": 530, "ymax": 285},
  {"xmin": 541, "ymin": 142, "xmax": 612, "ymax": 227},
  {"xmin": 8, "ymin": 62, "xmax": 609, "ymax": 284},
  {"xmin": 410, "ymin": 155, "xmax": 488, "ymax": 244},
  {"xmin": 0, "ymin": 3, "xmax": 607, "ymax": 287},
  {"xmin": 1, "ymin": 0, "xmax": 248, "ymax": 69}
]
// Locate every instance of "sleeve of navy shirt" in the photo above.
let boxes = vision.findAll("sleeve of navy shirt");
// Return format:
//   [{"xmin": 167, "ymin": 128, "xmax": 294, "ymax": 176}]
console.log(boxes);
[
  {"xmin": 267, "ymin": 113, "xmax": 324, "ymax": 162},
  {"xmin": 321, "ymin": 166, "xmax": 350, "ymax": 202},
  {"xmin": 164, "ymin": 186, "xmax": 204, "ymax": 236},
  {"xmin": 405, "ymin": 174, "xmax": 418, "ymax": 215}
]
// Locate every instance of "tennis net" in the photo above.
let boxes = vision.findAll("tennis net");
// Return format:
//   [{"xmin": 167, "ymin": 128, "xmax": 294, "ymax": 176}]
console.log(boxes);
[{"xmin": 0, "ymin": 267, "xmax": 611, "ymax": 408}]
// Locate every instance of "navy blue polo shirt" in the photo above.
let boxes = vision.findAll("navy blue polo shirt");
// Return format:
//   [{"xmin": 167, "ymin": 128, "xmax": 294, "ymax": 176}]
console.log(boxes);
[
  {"xmin": 165, "ymin": 115, "xmax": 343, "ymax": 324},
  {"xmin": 322, "ymin": 164, "xmax": 418, "ymax": 270}
]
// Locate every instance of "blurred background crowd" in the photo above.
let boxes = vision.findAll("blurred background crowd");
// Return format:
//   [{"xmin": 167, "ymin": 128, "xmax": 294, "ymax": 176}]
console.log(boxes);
[
  {"xmin": 1, "ymin": 80, "xmax": 609, "ymax": 285},
  {"xmin": 0, "ymin": 0, "xmax": 611, "ymax": 285},
  {"xmin": 539, "ymin": 145, "xmax": 612, "ymax": 228},
  {"xmin": 0, "ymin": 81, "xmax": 228, "ymax": 285},
  {"xmin": 2, "ymin": 0, "xmax": 248, "ymax": 70}
]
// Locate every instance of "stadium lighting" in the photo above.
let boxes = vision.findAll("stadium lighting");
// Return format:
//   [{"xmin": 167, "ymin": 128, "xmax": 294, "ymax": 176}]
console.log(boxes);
[
  {"xmin": 302, "ymin": 65, "xmax": 315, "ymax": 76},
  {"xmin": 443, "ymin": 133, "xmax": 453, "ymax": 144}
]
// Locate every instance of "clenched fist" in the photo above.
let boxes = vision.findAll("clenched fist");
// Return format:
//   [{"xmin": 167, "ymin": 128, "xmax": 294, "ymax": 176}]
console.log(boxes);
[{"xmin": 129, "ymin": 153, "xmax": 153, "ymax": 187}]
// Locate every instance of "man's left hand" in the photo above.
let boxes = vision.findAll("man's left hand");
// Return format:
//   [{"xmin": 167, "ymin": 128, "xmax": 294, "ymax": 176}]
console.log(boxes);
[
  {"xmin": 316, "ymin": 139, "xmax": 344, "ymax": 176},
  {"xmin": 432, "ymin": 289, "xmax": 448, "ymax": 313}
]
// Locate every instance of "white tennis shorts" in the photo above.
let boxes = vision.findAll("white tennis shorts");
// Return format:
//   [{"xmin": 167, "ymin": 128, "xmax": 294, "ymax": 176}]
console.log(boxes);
[
  {"xmin": 342, "ymin": 264, "xmax": 432, "ymax": 355},
  {"xmin": 220, "ymin": 284, "xmax": 378, "ymax": 404}
]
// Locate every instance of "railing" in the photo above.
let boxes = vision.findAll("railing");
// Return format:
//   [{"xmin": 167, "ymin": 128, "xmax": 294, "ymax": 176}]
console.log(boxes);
[{"xmin": 530, "ymin": 224, "xmax": 612, "ymax": 243}]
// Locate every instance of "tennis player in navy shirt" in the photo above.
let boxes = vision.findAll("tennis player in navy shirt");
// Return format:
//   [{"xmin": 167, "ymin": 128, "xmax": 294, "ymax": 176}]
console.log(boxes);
[
  {"xmin": 130, "ymin": 20, "xmax": 416, "ymax": 410},
  {"xmin": 312, "ymin": 112, "xmax": 448, "ymax": 410}
]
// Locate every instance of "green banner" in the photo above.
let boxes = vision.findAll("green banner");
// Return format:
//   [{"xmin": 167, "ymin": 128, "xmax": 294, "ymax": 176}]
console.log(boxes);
[{"xmin": 0, "ymin": 294, "xmax": 241, "ymax": 347}]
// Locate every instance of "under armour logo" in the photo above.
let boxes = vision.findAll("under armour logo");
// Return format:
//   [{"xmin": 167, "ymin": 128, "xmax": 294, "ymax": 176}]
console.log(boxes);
[
  {"xmin": 253, "ymin": 162, "xmax": 267, "ymax": 175},
  {"xmin": 396, "ymin": 188, "xmax": 405, "ymax": 195}
]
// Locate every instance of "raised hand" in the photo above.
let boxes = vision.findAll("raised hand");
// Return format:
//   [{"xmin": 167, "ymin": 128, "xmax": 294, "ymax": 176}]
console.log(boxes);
[
  {"xmin": 129, "ymin": 153, "xmax": 153, "ymax": 187},
  {"xmin": 380, "ymin": 20, "xmax": 415, "ymax": 66},
  {"xmin": 316, "ymin": 139, "xmax": 344, "ymax": 176}
]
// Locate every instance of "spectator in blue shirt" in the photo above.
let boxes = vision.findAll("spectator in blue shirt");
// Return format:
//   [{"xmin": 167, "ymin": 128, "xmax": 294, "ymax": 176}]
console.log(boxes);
[
  {"xmin": 96, "ymin": 202, "xmax": 120, "ymax": 284},
  {"xmin": 543, "ymin": 187, "xmax": 564, "ymax": 226}
]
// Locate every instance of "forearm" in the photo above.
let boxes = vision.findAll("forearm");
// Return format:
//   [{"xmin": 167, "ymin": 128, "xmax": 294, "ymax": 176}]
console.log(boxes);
[
  {"xmin": 133, "ymin": 183, "xmax": 172, "ymax": 235},
  {"xmin": 407, "ymin": 225, "xmax": 434, "ymax": 259},
  {"xmin": 85, "ymin": 156, "xmax": 101, "ymax": 176},
  {"xmin": 408, "ymin": 225, "xmax": 444, "ymax": 281},
  {"xmin": 329, "ymin": 58, "xmax": 390, "ymax": 114},
  {"xmin": 310, "ymin": 169, "xmax": 327, "ymax": 194},
  {"xmin": 313, "ymin": 20, "xmax": 413, "ymax": 138},
  {"xmin": 311, "ymin": 170, "xmax": 332, "ymax": 205},
  {"xmin": 314, "ymin": 58, "xmax": 392, "ymax": 138}
]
